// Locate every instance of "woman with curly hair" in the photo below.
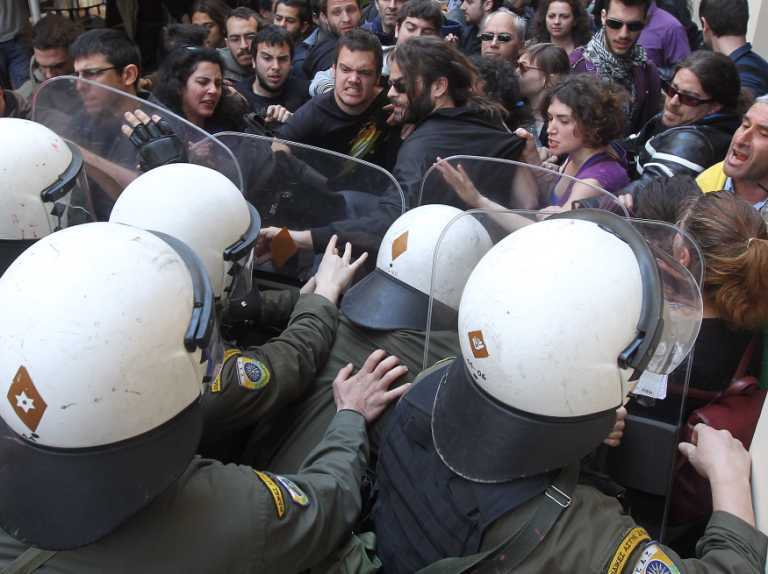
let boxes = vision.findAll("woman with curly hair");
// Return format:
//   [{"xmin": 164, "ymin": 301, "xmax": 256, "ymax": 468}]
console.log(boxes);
[
  {"xmin": 531, "ymin": 0, "xmax": 592, "ymax": 55},
  {"xmin": 152, "ymin": 47, "xmax": 249, "ymax": 133},
  {"xmin": 435, "ymin": 74, "xmax": 630, "ymax": 210}
]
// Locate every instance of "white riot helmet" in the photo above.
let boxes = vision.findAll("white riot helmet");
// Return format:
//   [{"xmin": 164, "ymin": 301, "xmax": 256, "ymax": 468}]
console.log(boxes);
[
  {"xmin": 0, "ymin": 222, "xmax": 221, "ymax": 550},
  {"xmin": 0, "ymin": 118, "xmax": 90, "ymax": 271},
  {"xmin": 431, "ymin": 210, "xmax": 703, "ymax": 482},
  {"xmin": 342, "ymin": 204, "xmax": 493, "ymax": 330},
  {"xmin": 109, "ymin": 163, "xmax": 260, "ymax": 302}
]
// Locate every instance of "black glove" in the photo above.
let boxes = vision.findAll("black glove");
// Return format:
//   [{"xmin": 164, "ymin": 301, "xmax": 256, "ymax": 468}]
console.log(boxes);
[{"xmin": 129, "ymin": 117, "xmax": 188, "ymax": 172}]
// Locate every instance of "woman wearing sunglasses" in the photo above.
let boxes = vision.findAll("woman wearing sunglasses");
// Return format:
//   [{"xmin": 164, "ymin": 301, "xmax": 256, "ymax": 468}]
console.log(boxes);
[
  {"xmin": 516, "ymin": 43, "xmax": 570, "ymax": 146},
  {"xmin": 531, "ymin": 0, "xmax": 592, "ymax": 55},
  {"xmin": 621, "ymin": 50, "xmax": 745, "ymax": 196}
]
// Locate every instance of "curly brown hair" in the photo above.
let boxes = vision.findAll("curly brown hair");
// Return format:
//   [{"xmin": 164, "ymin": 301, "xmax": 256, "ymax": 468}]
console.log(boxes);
[
  {"xmin": 678, "ymin": 191, "xmax": 768, "ymax": 331},
  {"xmin": 531, "ymin": 0, "xmax": 591, "ymax": 48},
  {"xmin": 540, "ymin": 74, "xmax": 628, "ymax": 148}
]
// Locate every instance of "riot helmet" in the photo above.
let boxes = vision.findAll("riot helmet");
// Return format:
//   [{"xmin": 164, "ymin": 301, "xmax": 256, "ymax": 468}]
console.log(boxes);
[
  {"xmin": 0, "ymin": 118, "xmax": 91, "ymax": 272},
  {"xmin": 109, "ymin": 163, "xmax": 260, "ymax": 304},
  {"xmin": 431, "ymin": 210, "xmax": 703, "ymax": 482},
  {"xmin": 342, "ymin": 204, "xmax": 493, "ymax": 331},
  {"xmin": 0, "ymin": 222, "xmax": 220, "ymax": 549}
]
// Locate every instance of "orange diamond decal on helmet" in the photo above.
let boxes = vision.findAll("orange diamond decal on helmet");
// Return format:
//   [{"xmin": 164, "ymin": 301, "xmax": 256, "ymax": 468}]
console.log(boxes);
[
  {"xmin": 7, "ymin": 366, "xmax": 47, "ymax": 433},
  {"xmin": 391, "ymin": 231, "xmax": 408, "ymax": 261},
  {"xmin": 468, "ymin": 330, "xmax": 489, "ymax": 358}
]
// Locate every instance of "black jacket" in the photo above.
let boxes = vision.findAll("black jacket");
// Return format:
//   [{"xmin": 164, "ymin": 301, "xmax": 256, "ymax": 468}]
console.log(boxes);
[
  {"xmin": 301, "ymin": 29, "xmax": 339, "ymax": 82},
  {"xmin": 393, "ymin": 106, "xmax": 524, "ymax": 207},
  {"xmin": 620, "ymin": 111, "xmax": 740, "ymax": 195}
]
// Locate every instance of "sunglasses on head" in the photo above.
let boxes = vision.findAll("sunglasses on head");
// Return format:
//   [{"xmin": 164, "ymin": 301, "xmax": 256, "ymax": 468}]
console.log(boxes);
[
  {"xmin": 661, "ymin": 80, "xmax": 714, "ymax": 106},
  {"xmin": 604, "ymin": 17, "xmax": 644, "ymax": 32},
  {"xmin": 478, "ymin": 32, "xmax": 514, "ymax": 43},
  {"xmin": 388, "ymin": 77, "xmax": 407, "ymax": 94}
]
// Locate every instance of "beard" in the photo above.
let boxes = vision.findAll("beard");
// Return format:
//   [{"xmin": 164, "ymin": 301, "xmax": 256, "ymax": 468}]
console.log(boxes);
[
  {"xmin": 256, "ymin": 69, "xmax": 285, "ymax": 94},
  {"xmin": 404, "ymin": 90, "xmax": 436, "ymax": 124}
]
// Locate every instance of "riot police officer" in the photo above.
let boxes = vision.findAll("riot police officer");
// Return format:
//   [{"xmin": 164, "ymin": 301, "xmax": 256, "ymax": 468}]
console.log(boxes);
[
  {"xmin": 0, "ymin": 222, "xmax": 407, "ymax": 572},
  {"xmin": 0, "ymin": 118, "xmax": 91, "ymax": 273},
  {"xmin": 367, "ymin": 210, "xmax": 766, "ymax": 573}
]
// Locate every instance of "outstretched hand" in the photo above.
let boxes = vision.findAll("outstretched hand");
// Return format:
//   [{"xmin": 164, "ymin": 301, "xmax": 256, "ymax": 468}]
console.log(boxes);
[
  {"xmin": 313, "ymin": 235, "xmax": 368, "ymax": 305},
  {"xmin": 434, "ymin": 157, "xmax": 484, "ymax": 208},
  {"xmin": 333, "ymin": 349, "xmax": 411, "ymax": 424}
]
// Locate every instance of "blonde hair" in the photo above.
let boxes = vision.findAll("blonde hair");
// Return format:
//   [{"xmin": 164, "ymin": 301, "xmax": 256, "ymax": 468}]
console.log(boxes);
[{"xmin": 678, "ymin": 191, "xmax": 768, "ymax": 331}]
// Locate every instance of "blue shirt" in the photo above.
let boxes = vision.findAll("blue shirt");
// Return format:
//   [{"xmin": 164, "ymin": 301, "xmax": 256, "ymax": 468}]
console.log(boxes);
[{"xmin": 729, "ymin": 42, "xmax": 768, "ymax": 97}]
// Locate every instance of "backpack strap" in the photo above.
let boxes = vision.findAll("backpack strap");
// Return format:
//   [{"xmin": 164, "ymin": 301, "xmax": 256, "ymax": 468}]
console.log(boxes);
[{"xmin": 0, "ymin": 548, "xmax": 57, "ymax": 574}]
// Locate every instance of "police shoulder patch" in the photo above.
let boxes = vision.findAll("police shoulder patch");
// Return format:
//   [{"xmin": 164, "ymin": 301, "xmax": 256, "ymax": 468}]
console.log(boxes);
[
  {"xmin": 275, "ymin": 475, "xmax": 310, "ymax": 507},
  {"xmin": 236, "ymin": 356, "xmax": 271, "ymax": 390},
  {"xmin": 607, "ymin": 527, "xmax": 650, "ymax": 574},
  {"xmin": 630, "ymin": 543, "xmax": 681, "ymax": 574},
  {"xmin": 209, "ymin": 349, "xmax": 241, "ymax": 394},
  {"xmin": 254, "ymin": 471, "xmax": 285, "ymax": 519}
]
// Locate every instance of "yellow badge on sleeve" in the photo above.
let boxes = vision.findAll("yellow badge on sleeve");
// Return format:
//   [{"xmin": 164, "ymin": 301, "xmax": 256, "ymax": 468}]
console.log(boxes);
[
  {"xmin": 607, "ymin": 527, "xmax": 650, "ymax": 574},
  {"xmin": 236, "ymin": 356, "xmax": 270, "ymax": 390},
  {"xmin": 254, "ymin": 471, "xmax": 285, "ymax": 519},
  {"xmin": 209, "ymin": 349, "xmax": 241, "ymax": 394},
  {"xmin": 630, "ymin": 543, "xmax": 681, "ymax": 574},
  {"xmin": 276, "ymin": 475, "xmax": 310, "ymax": 507}
]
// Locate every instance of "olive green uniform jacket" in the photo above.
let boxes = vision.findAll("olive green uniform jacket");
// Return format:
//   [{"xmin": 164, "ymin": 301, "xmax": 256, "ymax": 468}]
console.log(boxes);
[
  {"xmin": 201, "ymin": 291, "xmax": 339, "ymax": 452},
  {"xmin": 0, "ymin": 409, "xmax": 369, "ymax": 573},
  {"xmin": 240, "ymin": 298, "xmax": 459, "ymax": 472}
]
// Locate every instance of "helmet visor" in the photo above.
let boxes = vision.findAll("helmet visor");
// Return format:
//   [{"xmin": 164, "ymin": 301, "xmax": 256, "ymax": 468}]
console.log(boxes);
[
  {"xmin": 42, "ymin": 144, "xmax": 94, "ymax": 231},
  {"xmin": 632, "ymin": 220, "xmax": 704, "ymax": 376}
]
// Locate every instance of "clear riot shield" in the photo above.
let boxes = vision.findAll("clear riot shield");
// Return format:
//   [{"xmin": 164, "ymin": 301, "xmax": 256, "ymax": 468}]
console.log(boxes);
[
  {"xmin": 215, "ymin": 132, "xmax": 406, "ymax": 284},
  {"xmin": 417, "ymin": 155, "xmax": 630, "ymax": 214},
  {"xmin": 31, "ymin": 76, "xmax": 244, "ymax": 221},
  {"xmin": 423, "ymin": 210, "xmax": 704, "ymax": 542}
]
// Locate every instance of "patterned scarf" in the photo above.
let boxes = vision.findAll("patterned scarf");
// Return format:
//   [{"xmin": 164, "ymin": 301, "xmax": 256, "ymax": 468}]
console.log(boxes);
[{"xmin": 583, "ymin": 28, "xmax": 647, "ymax": 98}]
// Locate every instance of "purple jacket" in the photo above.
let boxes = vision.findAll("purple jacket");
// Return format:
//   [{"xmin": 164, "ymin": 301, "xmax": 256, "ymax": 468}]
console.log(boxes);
[
  {"xmin": 638, "ymin": 2, "xmax": 691, "ymax": 76},
  {"xmin": 570, "ymin": 47, "xmax": 662, "ymax": 136}
]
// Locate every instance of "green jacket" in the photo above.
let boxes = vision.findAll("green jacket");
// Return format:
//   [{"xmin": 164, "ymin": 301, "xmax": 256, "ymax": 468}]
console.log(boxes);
[
  {"xmin": 243, "ymin": 304, "xmax": 459, "ymax": 473},
  {"xmin": 0, "ymin": 410, "xmax": 370, "ymax": 573},
  {"xmin": 201, "ymin": 291, "xmax": 339, "ymax": 445}
]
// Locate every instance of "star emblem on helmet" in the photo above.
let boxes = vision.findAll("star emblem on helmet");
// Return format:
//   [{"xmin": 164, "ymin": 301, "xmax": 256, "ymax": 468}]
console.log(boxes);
[{"xmin": 6, "ymin": 366, "xmax": 48, "ymax": 433}]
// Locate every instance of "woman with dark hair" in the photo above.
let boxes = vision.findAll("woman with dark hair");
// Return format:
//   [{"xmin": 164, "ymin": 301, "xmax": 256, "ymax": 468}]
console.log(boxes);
[
  {"xmin": 622, "ymin": 50, "xmax": 746, "ymax": 195},
  {"xmin": 516, "ymin": 42, "xmax": 570, "ymax": 145},
  {"xmin": 191, "ymin": 0, "xmax": 230, "ymax": 48},
  {"xmin": 470, "ymin": 55, "xmax": 534, "ymax": 130},
  {"xmin": 531, "ymin": 0, "xmax": 592, "ymax": 55},
  {"xmin": 153, "ymin": 47, "xmax": 249, "ymax": 133}
]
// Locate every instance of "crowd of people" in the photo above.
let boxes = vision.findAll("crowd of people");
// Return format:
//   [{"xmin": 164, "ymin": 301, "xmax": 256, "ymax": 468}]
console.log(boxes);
[{"xmin": 1, "ymin": 0, "xmax": 768, "ymax": 571}]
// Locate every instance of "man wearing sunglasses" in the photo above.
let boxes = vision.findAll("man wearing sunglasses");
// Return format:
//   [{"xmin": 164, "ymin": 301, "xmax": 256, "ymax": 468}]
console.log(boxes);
[
  {"xmin": 458, "ymin": 0, "xmax": 503, "ymax": 55},
  {"xmin": 620, "ymin": 50, "xmax": 741, "ymax": 196},
  {"xmin": 571, "ymin": 0, "xmax": 661, "ymax": 136},
  {"xmin": 387, "ymin": 36, "xmax": 523, "ymax": 207},
  {"xmin": 478, "ymin": 9, "xmax": 525, "ymax": 64}
]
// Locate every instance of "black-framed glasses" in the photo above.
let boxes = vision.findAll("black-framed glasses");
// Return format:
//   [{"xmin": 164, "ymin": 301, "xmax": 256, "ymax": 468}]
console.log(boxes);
[
  {"xmin": 661, "ymin": 80, "xmax": 714, "ymax": 107},
  {"xmin": 75, "ymin": 66, "xmax": 118, "ymax": 80},
  {"xmin": 388, "ymin": 77, "xmax": 407, "ymax": 94},
  {"xmin": 604, "ymin": 17, "xmax": 644, "ymax": 32},
  {"xmin": 477, "ymin": 31, "xmax": 514, "ymax": 43}
]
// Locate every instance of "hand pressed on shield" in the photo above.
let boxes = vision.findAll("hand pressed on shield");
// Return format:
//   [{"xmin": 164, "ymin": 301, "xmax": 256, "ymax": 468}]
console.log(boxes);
[
  {"xmin": 434, "ymin": 158, "xmax": 484, "ymax": 208},
  {"xmin": 122, "ymin": 109, "xmax": 188, "ymax": 172},
  {"xmin": 255, "ymin": 226, "xmax": 313, "ymax": 264},
  {"xmin": 333, "ymin": 349, "xmax": 411, "ymax": 424},
  {"xmin": 313, "ymin": 235, "xmax": 368, "ymax": 305}
]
